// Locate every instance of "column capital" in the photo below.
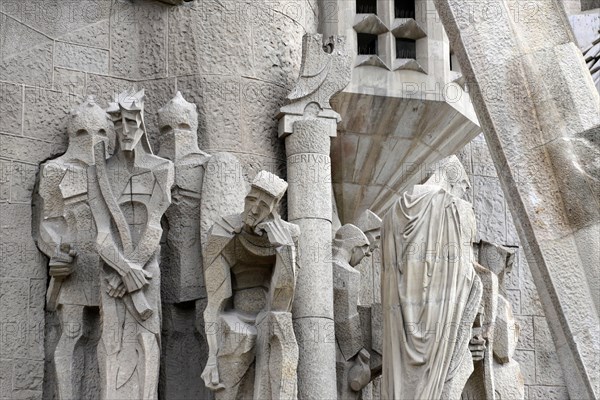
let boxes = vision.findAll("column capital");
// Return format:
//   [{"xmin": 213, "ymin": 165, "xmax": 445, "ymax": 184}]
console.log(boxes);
[
  {"xmin": 277, "ymin": 33, "xmax": 352, "ymax": 139},
  {"xmin": 278, "ymin": 112, "xmax": 339, "ymax": 138}
]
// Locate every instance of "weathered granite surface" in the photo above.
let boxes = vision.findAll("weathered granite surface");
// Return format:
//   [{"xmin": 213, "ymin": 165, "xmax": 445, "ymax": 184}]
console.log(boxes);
[
  {"xmin": 1, "ymin": 1, "xmax": 314, "ymax": 398},
  {"xmin": 1, "ymin": 0, "xmax": 596, "ymax": 398},
  {"xmin": 435, "ymin": 0, "xmax": 600, "ymax": 397},
  {"xmin": 279, "ymin": 33, "xmax": 353, "ymax": 400},
  {"xmin": 456, "ymin": 134, "xmax": 571, "ymax": 398}
]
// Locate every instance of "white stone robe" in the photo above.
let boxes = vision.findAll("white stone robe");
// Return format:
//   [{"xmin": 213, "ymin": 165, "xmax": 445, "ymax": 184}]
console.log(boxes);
[{"xmin": 381, "ymin": 185, "xmax": 481, "ymax": 399}]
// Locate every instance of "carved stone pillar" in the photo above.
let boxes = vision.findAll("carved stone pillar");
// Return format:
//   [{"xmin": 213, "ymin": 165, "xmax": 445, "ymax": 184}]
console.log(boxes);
[
  {"xmin": 278, "ymin": 33, "xmax": 352, "ymax": 399},
  {"xmin": 283, "ymin": 117, "xmax": 337, "ymax": 399},
  {"xmin": 433, "ymin": 1, "xmax": 600, "ymax": 398}
]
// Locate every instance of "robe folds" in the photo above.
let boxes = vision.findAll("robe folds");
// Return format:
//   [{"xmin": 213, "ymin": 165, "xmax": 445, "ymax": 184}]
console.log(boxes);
[{"xmin": 381, "ymin": 185, "xmax": 482, "ymax": 399}]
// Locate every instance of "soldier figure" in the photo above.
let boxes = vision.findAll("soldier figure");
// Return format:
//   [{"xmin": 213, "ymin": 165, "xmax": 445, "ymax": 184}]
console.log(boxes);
[
  {"xmin": 35, "ymin": 97, "xmax": 111, "ymax": 400},
  {"xmin": 332, "ymin": 224, "xmax": 372, "ymax": 399},
  {"xmin": 157, "ymin": 92, "xmax": 212, "ymax": 399}
]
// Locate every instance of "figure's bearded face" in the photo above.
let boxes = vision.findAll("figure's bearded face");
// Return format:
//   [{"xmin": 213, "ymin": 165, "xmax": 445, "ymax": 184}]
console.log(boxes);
[
  {"xmin": 243, "ymin": 187, "xmax": 277, "ymax": 229},
  {"xmin": 116, "ymin": 110, "xmax": 144, "ymax": 151}
]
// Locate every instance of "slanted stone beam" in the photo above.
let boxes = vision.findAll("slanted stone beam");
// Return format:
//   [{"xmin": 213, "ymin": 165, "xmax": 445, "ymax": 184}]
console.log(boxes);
[{"xmin": 433, "ymin": 1, "xmax": 600, "ymax": 398}]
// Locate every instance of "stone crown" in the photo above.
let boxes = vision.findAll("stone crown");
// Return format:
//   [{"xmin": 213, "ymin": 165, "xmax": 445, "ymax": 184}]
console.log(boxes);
[
  {"xmin": 107, "ymin": 89, "xmax": 145, "ymax": 119},
  {"xmin": 251, "ymin": 170, "xmax": 288, "ymax": 200}
]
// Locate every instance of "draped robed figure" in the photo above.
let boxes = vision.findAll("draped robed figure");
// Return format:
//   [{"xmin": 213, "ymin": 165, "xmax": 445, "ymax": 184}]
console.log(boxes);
[{"xmin": 381, "ymin": 157, "xmax": 482, "ymax": 399}]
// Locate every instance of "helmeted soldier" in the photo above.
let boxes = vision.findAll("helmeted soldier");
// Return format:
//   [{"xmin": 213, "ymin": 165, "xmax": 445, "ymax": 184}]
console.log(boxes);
[{"xmin": 35, "ymin": 96, "xmax": 111, "ymax": 400}]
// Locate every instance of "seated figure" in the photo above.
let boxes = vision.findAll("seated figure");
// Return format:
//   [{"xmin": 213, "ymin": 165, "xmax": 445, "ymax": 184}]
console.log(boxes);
[{"xmin": 202, "ymin": 171, "xmax": 300, "ymax": 399}]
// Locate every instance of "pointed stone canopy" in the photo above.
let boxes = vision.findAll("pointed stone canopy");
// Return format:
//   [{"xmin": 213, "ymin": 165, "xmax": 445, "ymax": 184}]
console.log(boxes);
[
  {"xmin": 390, "ymin": 18, "xmax": 427, "ymax": 40},
  {"xmin": 353, "ymin": 14, "xmax": 389, "ymax": 35},
  {"xmin": 326, "ymin": 0, "xmax": 480, "ymax": 225}
]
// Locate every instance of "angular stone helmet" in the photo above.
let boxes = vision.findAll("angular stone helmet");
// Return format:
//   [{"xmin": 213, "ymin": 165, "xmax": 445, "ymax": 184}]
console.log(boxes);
[
  {"xmin": 67, "ymin": 95, "xmax": 111, "ymax": 138},
  {"xmin": 157, "ymin": 91, "xmax": 198, "ymax": 133}
]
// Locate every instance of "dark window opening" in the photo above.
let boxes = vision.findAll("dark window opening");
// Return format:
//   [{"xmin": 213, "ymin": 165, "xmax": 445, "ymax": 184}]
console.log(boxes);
[
  {"xmin": 396, "ymin": 38, "xmax": 416, "ymax": 59},
  {"xmin": 356, "ymin": 0, "xmax": 377, "ymax": 14},
  {"xmin": 395, "ymin": 0, "xmax": 415, "ymax": 19},
  {"xmin": 449, "ymin": 51, "xmax": 453, "ymax": 70},
  {"xmin": 358, "ymin": 33, "xmax": 378, "ymax": 55}
]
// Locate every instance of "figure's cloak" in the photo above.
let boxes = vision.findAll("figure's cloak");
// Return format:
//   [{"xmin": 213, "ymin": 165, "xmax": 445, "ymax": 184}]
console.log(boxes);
[{"xmin": 381, "ymin": 185, "xmax": 481, "ymax": 399}]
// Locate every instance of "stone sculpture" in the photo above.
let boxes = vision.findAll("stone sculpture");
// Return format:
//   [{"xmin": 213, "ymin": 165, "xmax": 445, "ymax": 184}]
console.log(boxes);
[
  {"xmin": 202, "ymin": 170, "xmax": 300, "ymax": 399},
  {"xmin": 332, "ymin": 223, "xmax": 372, "ymax": 399},
  {"xmin": 462, "ymin": 242, "xmax": 525, "ymax": 400},
  {"xmin": 35, "ymin": 96, "xmax": 110, "ymax": 400},
  {"xmin": 353, "ymin": 209, "xmax": 384, "ymax": 398},
  {"xmin": 156, "ymin": 92, "xmax": 212, "ymax": 399},
  {"xmin": 87, "ymin": 89, "xmax": 174, "ymax": 400},
  {"xmin": 380, "ymin": 156, "xmax": 483, "ymax": 399},
  {"xmin": 353, "ymin": 209, "xmax": 383, "ymax": 309},
  {"xmin": 435, "ymin": 3, "xmax": 600, "ymax": 397},
  {"xmin": 354, "ymin": 209, "xmax": 382, "ymax": 253}
]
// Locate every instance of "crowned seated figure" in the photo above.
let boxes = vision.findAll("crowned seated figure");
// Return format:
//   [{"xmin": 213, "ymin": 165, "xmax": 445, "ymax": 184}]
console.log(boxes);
[{"xmin": 202, "ymin": 171, "xmax": 300, "ymax": 400}]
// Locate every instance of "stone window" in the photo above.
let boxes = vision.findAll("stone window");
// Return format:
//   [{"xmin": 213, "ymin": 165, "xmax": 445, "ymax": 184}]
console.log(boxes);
[
  {"xmin": 356, "ymin": 0, "xmax": 377, "ymax": 14},
  {"xmin": 395, "ymin": 0, "xmax": 415, "ymax": 19},
  {"xmin": 358, "ymin": 33, "xmax": 378, "ymax": 55},
  {"xmin": 396, "ymin": 38, "xmax": 416, "ymax": 59}
]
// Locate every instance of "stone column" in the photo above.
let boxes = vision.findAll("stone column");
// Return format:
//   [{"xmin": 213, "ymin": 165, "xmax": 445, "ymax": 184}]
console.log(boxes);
[
  {"xmin": 284, "ymin": 117, "xmax": 337, "ymax": 399},
  {"xmin": 278, "ymin": 33, "xmax": 352, "ymax": 399},
  {"xmin": 433, "ymin": 1, "xmax": 600, "ymax": 398}
]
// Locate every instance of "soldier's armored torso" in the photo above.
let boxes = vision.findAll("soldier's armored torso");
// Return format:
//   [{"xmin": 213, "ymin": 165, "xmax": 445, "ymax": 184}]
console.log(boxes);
[{"xmin": 39, "ymin": 158, "xmax": 101, "ymax": 306}]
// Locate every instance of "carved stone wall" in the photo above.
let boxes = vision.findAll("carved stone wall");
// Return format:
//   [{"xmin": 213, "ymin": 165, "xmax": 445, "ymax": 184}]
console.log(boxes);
[
  {"xmin": 0, "ymin": 1, "xmax": 316, "ymax": 398},
  {"xmin": 1, "ymin": 1, "xmax": 596, "ymax": 399},
  {"xmin": 456, "ymin": 134, "xmax": 569, "ymax": 400},
  {"xmin": 356, "ymin": 134, "xmax": 572, "ymax": 400}
]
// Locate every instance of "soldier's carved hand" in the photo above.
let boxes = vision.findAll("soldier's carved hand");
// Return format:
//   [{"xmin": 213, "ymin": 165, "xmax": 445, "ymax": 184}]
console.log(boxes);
[
  {"xmin": 201, "ymin": 357, "xmax": 224, "ymax": 391},
  {"xmin": 469, "ymin": 335, "xmax": 486, "ymax": 361},
  {"xmin": 122, "ymin": 266, "xmax": 152, "ymax": 293},
  {"xmin": 256, "ymin": 217, "xmax": 294, "ymax": 247},
  {"xmin": 49, "ymin": 244, "xmax": 77, "ymax": 278}
]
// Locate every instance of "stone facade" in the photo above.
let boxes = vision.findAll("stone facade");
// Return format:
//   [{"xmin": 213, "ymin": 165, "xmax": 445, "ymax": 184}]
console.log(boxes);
[
  {"xmin": 457, "ymin": 134, "xmax": 569, "ymax": 400},
  {"xmin": 1, "ymin": 1, "xmax": 598, "ymax": 399},
  {"xmin": 0, "ymin": 1, "xmax": 313, "ymax": 398}
]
